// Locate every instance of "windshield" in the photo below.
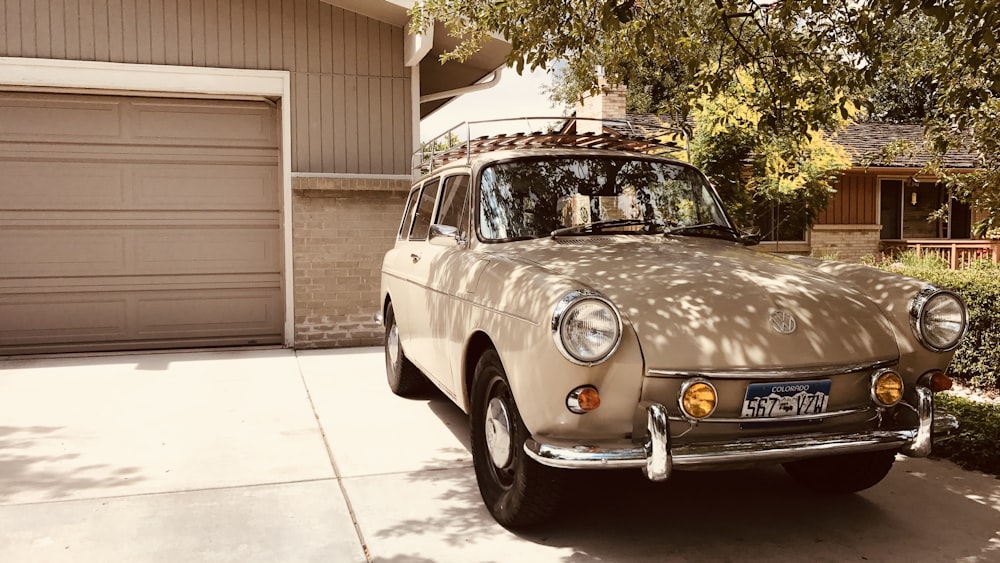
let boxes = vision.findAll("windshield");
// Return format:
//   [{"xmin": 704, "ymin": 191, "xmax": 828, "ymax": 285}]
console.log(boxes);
[{"xmin": 478, "ymin": 156, "xmax": 731, "ymax": 241}]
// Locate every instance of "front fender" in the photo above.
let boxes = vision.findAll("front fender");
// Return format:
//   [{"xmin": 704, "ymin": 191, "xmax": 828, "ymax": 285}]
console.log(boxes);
[
  {"xmin": 464, "ymin": 256, "xmax": 646, "ymax": 441},
  {"xmin": 792, "ymin": 257, "xmax": 960, "ymax": 394}
]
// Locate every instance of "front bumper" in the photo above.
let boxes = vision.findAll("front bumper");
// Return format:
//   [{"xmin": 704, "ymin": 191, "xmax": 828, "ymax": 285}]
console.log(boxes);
[{"xmin": 524, "ymin": 386, "xmax": 958, "ymax": 481}]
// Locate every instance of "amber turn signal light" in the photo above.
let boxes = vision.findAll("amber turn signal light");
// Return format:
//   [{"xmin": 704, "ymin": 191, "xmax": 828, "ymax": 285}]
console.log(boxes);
[
  {"xmin": 680, "ymin": 379, "xmax": 718, "ymax": 419},
  {"xmin": 566, "ymin": 386, "xmax": 601, "ymax": 414},
  {"xmin": 924, "ymin": 370, "xmax": 953, "ymax": 392},
  {"xmin": 871, "ymin": 369, "xmax": 904, "ymax": 407}
]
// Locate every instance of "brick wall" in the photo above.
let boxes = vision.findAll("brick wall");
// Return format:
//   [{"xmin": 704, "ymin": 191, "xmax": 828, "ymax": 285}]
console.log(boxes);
[
  {"xmin": 809, "ymin": 225, "xmax": 882, "ymax": 262},
  {"xmin": 292, "ymin": 176, "xmax": 410, "ymax": 348}
]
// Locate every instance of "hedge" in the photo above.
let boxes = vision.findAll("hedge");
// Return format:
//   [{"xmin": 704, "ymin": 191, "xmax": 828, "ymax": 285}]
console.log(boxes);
[
  {"xmin": 933, "ymin": 394, "xmax": 1000, "ymax": 477},
  {"xmin": 871, "ymin": 254, "xmax": 1000, "ymax": 393}
]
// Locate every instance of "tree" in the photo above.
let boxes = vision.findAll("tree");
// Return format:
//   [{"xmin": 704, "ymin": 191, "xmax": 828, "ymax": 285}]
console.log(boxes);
[
  {"xmin": 544, "ymin": 53, "xmax": 693, "ymax": 124},
  {"xmin": 688, "ymin": 80, "xmax": 850, "ymax": 237},
  {"xmin": 410, "ymin": 0, "xmax": 1000, "ymax": 236},
  {"xmin": 859, "ymin": 12, "xmax": 948, "ymax": 124}
]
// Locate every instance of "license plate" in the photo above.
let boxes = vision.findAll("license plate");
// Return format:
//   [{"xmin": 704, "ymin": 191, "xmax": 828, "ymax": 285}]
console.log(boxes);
[{"xmin": 741, "ymin": 380, "xmax": 831, "ymax": 419}]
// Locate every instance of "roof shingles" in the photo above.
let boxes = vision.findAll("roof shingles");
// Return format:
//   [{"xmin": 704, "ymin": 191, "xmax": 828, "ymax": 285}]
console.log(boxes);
[
  {"xmin": 831, "ymin": 123, "xmax": 979, "ymax": 169},
  {"xmin": 626, "ymin": 113, "xmax": 980, "ymax": 170}
]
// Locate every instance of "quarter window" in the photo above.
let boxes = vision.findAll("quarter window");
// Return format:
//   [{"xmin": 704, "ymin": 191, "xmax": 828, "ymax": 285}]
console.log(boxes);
[{"xmin": 437, "ymin": 174, "xmax": 471, "ymax": 236}]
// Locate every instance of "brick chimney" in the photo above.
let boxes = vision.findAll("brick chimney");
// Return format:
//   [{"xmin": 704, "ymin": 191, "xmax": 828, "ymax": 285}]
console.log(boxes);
[{"xmin": 575, "ymin": 79, "xmax": 627, "ymax": 134}]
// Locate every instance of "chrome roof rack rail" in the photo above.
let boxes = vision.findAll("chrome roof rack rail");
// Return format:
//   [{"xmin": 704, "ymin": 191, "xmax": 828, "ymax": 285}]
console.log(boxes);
[{"xmin": 412, "ymin": 117, "xmax": 689, "ymax": 177}]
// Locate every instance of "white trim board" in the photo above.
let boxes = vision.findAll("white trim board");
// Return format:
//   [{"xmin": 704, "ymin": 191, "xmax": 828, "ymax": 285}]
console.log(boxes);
[{"xmin": 0, "ymin": 57, "xmax": 297, "ymax": 348}]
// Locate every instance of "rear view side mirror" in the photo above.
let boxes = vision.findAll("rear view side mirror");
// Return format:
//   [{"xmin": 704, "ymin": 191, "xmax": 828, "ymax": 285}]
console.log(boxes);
[
  {"xmin": 429, "ymin": 224, "xmax": 465, "ymax": 247},
  {"xmin": 739, "ymin": 226, "xmax": 762, "ymax": 246}
]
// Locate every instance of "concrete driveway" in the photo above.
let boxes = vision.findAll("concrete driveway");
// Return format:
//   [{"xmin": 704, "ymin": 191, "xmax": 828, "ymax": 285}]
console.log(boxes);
[{"xmin": 1, "ymin": 348, "xmax": 998, "ymax": 562}]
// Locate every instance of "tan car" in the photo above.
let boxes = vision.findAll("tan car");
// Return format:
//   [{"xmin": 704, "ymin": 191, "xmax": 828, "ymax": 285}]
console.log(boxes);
[{"xmin": 378, "ymin": 123, "xmax": 967, "ymax": 528}]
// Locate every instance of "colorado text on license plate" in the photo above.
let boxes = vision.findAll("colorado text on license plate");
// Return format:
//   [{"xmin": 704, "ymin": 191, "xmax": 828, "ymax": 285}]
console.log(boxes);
[{"xmin": 741, "ymin": 380, "xmax": 831, "ymax": 418}]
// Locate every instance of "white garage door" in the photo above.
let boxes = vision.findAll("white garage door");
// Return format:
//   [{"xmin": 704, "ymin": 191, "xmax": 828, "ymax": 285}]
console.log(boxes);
[{"xmin": 0, "ymin": 92, "xmax": 284, "ymax": 355}]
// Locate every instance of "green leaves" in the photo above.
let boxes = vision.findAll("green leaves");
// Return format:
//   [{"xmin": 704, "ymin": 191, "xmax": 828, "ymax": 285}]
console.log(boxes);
[
  {"xmin": 414, "ymin": 0, "xmax": 1000, "ymax": 229},
  {"xmin": 934, "ymin": 394, "xmax": 1000, "ymax": 477}
]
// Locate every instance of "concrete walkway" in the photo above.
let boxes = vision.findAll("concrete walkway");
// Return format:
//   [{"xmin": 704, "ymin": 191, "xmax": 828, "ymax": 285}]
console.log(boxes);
[{"xmin": 1, "ymin": 348, "xmax": 998, "ymax": 562}]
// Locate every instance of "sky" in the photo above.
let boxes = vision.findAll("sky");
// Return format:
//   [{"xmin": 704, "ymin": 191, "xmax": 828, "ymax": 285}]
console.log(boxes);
[{"xmin": 419, "ymin": 67, "xmax": 563, "ymax": 143}]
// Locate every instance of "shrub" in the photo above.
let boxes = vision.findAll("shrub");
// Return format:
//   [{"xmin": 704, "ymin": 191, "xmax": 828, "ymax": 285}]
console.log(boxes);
[
  {"xmin": 933, "ymin": 394, "xmax": 1000, "ymax": 477},
  {"xmin": 873, "ymin": 254, "xmax": 1000, "ymax": 393}
]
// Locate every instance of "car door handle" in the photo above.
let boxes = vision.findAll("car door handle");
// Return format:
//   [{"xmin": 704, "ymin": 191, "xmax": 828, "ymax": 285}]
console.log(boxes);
[{"xmin": 410, "ymin": 253, "xmax": 421, "ymax": 263}]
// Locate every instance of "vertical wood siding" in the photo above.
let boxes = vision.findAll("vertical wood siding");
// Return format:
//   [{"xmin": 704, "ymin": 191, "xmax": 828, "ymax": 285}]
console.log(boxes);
[
  {"xmin": 816, "ymin": 172, "xmax": 878, "ymax": 225},
  {"xmin": 0, "ymin": 0, "xmax": 412, "ymax": 174}
]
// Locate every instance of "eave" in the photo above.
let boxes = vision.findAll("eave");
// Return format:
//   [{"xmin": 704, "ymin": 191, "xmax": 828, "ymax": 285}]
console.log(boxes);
[{"xmin": 323, "ymin": 1, "xmax": 511, "ymax": 119}]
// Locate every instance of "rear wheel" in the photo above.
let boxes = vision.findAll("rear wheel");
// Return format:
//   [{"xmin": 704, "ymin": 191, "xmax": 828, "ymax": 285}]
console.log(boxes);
[
  {"xmin": 383, "ymin": 302, "xmax": 426, "ymax": 397},
  {"xmin": 783, "ymin": 449, "xmax": 897, "ymax": 493},
  {"xmin": 470, "ymin": 349, "xmax": 562, "ymax": 529}
]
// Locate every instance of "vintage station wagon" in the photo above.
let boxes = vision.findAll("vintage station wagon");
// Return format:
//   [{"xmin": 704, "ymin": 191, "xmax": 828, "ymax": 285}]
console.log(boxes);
[{"xmin": 377, "ymin": 119, "xmax": 967, "ymax": 528}]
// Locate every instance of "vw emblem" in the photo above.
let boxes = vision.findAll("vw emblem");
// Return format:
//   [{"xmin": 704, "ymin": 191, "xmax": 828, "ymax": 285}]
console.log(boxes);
[{"xmin": 769, "ymin": 310, "xmax": 797, "ymax": 334}]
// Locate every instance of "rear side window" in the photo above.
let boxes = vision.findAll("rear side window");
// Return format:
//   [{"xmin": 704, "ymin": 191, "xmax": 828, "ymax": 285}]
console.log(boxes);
[
  {"xmin": 397, "ymin": 187, "xmax": 420, "ymax": 240},
  {"xmin": 409, "ymin": 178, "xmax": 440, "ymax": 241},
  {"xmin": 437, "ymin": 174, "xmax": 470, "ymax": 235}
]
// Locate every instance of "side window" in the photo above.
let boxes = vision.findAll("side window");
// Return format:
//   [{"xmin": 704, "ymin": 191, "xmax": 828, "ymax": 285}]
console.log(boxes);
[
  {"xmin": 409, "ymin": 178, "xmax": 440, "ymax": 241},
  {"xmin": 436, "ymin": 174, "xmax": 471, "ymax": 236},
  {"xmin": 397, "ymin": 187, "xmax": 420, "ymax": 240}
]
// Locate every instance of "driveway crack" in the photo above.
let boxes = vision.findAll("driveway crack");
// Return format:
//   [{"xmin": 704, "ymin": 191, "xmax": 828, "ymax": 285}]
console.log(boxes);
[{"xmin": 294, "ymin": 351, "xmax": 373, "ymax": 563}]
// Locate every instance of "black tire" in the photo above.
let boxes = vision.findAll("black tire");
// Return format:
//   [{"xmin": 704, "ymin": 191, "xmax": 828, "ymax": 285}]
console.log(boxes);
[
  {"xmin": 783, "ymin": 449, "xmax": 897, "ymax": 493},
  {"xmin": 383, "ymin": 302, "xmax": 427, "ymax": 397},
  {"xmin": 470, "ymin": 349, "xmax": 562, "ymax": 529}
]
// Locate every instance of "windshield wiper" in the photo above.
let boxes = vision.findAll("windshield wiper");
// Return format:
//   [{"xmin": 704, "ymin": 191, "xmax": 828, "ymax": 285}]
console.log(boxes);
[
  {"xmin": 550, "ymin": 219, "xmax": 662, "ymax": 238},
  {"xmin": 665, "ymin": 222, "xmax": 740, "ymax": 241}
]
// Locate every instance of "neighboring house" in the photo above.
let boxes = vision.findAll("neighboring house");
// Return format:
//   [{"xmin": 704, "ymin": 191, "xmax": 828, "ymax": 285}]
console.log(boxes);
[
  {"xmin": 576, "ymin": 85, "xmax": 996, "ymax": 265},
  {"xmin": 808, "ymin": 123, "xmax": 988, "ymax": 264},
  {"xmin": 0, "ymin": 0, "xmax": 508, "ymax": 355}
]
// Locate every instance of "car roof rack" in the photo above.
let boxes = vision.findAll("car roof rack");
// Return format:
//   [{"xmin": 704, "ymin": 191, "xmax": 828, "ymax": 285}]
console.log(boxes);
[{"xmin": 413, "ymin": 116, "xmax": 689, "ymax": 176}]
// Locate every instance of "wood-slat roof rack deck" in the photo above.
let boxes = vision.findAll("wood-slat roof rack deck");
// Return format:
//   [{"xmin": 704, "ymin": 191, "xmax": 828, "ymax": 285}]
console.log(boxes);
[{"xmin": 413, "ymin": 117, "xmax": 689, "ymax": 176}]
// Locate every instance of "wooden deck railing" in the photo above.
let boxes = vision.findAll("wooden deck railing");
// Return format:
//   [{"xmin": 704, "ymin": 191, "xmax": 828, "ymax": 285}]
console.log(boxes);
[{"xmin": 881, "ymin": 239, "xmax": 1000, "ymax": 269}]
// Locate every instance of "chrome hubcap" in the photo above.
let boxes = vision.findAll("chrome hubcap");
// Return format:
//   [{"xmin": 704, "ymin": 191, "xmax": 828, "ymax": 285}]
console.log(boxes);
[
  {"xmin": 387, "ymin": 323, "xmax": 400, "ymax": 369},
  {"xmin": 485, "ymin": 397, "xmax": 513, "ymax": 469}
]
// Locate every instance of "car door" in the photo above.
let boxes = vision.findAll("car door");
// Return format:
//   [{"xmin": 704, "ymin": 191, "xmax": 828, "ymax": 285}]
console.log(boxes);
[
  {"xmin": 421, "ymin": 173, "xmax": 473, "ymax": 392},
  {"xmin": 383, "ymin": 177, "xmax": 443, "ymax": 383}
]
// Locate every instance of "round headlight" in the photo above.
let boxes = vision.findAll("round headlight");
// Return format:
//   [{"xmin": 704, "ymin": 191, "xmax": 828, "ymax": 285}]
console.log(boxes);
[
  {"xmin": 909, "ymin": 287, "xmax": 968, "ymax": 352},
  {"xmin": 552, "ymin": 290, "xmax": 622, "ymax": 365}
]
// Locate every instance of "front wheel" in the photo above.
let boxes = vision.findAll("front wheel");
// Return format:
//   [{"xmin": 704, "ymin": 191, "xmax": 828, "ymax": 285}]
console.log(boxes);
[
  {"xmin": 470, "ymin": 350, "xmax": 562, "ymax": 529},
  {"xmin": 783, "ymin": 449, "xmax": 897, "ymax": 493}
]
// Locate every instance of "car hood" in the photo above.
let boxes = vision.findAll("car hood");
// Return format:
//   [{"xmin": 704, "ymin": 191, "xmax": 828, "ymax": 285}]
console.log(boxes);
[{"xmin": 501, "ymin": 235, "xmax": 899, "ymax": 372}]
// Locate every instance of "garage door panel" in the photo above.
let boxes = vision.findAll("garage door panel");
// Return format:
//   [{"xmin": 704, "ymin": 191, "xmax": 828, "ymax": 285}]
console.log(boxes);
[
  {"xmin": 0, "ymin": 273, "xmax": 282, "ymax": 294},
  {"xmin": 0, "ymin": 231, "xmax": 127, "ymax": 276},
  {"xmin": 131, "ymin": 100, "xmax": 278, "ymax": 146},
  {"xmin": 0, "ymin": 288, "xmax": 282, "ymax": 352},
  {"xmin": 134, "ymin": 164, "xmax": 279, "ymax": 210},
  {"xmin": 0, "ymin": 95, "xmax": 123, "ymax": 141},
  {"xmin": 136, "ymin": 290, "xmax": 283, "ymax": 338},
  {"xmin": 0, "ymin": 94, "xmax": 276, "ymax": 147},
  {"xmin": 0, "ymin": 162, "xmax": 126, "ymax": 209},
  {"xmin": 0, "ymin": 298, "xmax": 129, "ymax": 343},
  {"xmin": 0, "ymin": 143, "xmax": 279, "ymax": 166},
  {"xmin": 0, "ymin": 160, "xmax": 276, "ymax": 211},
  {"xmin": 1, "ymin": 227, "xmax": 278, "ymax": 277},
  {"xmin": 135, "ymin": 228, "xmax": 280, "ymax": 274}
]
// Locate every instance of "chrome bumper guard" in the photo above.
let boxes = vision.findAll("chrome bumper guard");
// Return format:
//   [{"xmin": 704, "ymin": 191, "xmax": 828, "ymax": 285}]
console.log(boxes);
[{"xmin": 524, "ymin": 385, "xmax": 954, "ymax": 482}]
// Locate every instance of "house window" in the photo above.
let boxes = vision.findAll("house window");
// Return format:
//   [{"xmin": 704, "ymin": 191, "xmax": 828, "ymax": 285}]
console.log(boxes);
[
  {"xmin": 752, "ymin": 201, "xmax": 807, "ymax": 242},
  {"xmin": 879, "ymin": 178, "xmax": 972, "ymax": 239}
]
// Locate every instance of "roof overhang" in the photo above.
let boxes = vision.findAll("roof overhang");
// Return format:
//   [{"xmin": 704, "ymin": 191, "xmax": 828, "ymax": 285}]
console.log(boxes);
[{"xmin": 322, "ymin": 1, "xmax": 511, "ymax": 119}]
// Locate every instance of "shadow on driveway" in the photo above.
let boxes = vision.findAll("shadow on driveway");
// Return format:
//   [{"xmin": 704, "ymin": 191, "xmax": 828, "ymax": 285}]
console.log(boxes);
[{"xmin": 379, "ymin": 381, "xmax": 1000, "ymax": 562}]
